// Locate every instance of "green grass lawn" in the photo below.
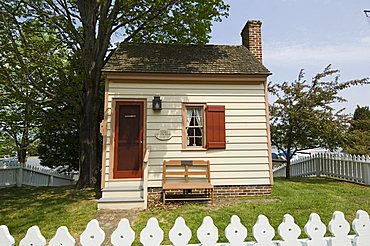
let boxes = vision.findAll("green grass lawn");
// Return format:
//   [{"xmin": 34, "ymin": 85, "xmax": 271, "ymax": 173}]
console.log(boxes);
[
  {"xmin": 0, "ymin": 186, "xmax": 97, "ymax": 242},
  {"xmin": 1, "ymin": 177, "xmax": 370, "ymax": 245},
  {"xmin": 132, "ymin": 178, "xmax": 370, "ymax": 244}
]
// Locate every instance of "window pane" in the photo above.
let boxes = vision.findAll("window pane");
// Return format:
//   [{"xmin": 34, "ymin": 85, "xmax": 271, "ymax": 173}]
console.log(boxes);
[
  {"xmin": 185, "ymin": 106, "xmax": 204, "ymax": 147},
  {"xmin": 194, "ymin": 108, "xmax": 202, "ymax": 126},
  {"xmin": 186, "ymin": 108, "xmax": 193, "ymax": 127}
]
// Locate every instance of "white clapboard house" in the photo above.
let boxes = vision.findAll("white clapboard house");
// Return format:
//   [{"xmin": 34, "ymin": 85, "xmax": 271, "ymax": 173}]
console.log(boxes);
[{"xmin": 98, "ymin": 20, "xmax": 273, "ymax": 209}]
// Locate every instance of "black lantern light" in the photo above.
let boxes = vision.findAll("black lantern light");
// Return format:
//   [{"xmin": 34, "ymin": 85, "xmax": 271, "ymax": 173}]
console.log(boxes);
[{"xmin": 152, "ymin": 96, "xmax": 162, "ymax": 111}]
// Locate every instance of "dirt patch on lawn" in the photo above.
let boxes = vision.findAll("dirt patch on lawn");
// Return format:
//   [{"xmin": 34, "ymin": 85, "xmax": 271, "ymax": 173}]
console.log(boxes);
[{"xmin": 96, "ymin": 209, "xmax": 142, "ymax": 246}]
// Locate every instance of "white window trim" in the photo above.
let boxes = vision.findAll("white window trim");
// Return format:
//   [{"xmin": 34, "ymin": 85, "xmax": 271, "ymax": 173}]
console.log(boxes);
[{"xmin": 182, "ymin": 103, "xmax": 207, "ymax": 150}]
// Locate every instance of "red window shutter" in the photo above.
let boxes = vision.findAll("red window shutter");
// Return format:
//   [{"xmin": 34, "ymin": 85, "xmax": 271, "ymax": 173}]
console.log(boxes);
[{"xmin": 206, "ymin": 105, "xmax": 226, "ymax": 149}]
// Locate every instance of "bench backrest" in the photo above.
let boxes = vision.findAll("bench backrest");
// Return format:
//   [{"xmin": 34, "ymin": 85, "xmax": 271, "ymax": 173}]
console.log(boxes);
[{"xmin": 163, "ymin": 160, "xmax": 211, "ymax": 184}]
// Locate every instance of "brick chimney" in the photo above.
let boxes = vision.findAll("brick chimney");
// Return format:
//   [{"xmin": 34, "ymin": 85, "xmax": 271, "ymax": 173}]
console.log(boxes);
[{"xmin": 241, "ymin": 20, "xmax": 263, "ymax": 62}]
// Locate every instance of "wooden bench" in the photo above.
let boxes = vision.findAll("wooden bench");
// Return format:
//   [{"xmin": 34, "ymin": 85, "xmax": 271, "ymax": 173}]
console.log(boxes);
[{"xmin": 162, "ymin": 160, "xmax": 214, "ymax": 204}]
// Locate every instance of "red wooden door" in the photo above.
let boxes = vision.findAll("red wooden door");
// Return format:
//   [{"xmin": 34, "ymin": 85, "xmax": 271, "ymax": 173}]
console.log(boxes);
[{"xmin": 114, "ymin": 101, "xmax": 144, "ymax": 179}]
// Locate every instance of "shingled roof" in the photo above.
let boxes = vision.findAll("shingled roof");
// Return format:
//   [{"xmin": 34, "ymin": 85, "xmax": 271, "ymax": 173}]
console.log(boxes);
[{"xmin": 103, "ymin": 43, "xmax": 271, "ymax": 75}]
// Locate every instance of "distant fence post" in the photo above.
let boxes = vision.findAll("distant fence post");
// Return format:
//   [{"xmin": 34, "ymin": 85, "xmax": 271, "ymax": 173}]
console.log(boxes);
[
  {"xmin": 16, "ymin": 164, "xmax": 23, "ymax": 187},
  {"xmin": 315, "ymin": 153, "xmax": 321, "ymax": 177},
  {"xmin": 48, "ymin": 174, "xmax": 54, "ymax": 186},
  {"xmin": 363, "ymin": 157, "xmax": 370, "ymax": 185}
]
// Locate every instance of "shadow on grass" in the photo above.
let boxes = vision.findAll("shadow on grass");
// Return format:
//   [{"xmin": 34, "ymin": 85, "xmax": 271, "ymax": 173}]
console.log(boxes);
[
  {"xmin": 0, "ymin": 186, "xmax": 93, "ymax": 205},
  {"xmin": 0, "ymin": 186, "xmax": 97, "ymax": 242},
  {"xmin": 0, "ymin": 186, "xmax": 95, "ymax": 224},
  {"xmin": 274, "ymin": 176, "xmax": 347, "ymax": 185}
]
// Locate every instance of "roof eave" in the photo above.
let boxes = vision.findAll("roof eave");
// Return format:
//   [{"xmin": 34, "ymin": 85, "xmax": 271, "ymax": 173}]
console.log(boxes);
[
  {"xmin": 102, "ymin": 69, "xmax": 272, "ymax": 76},
  {"xmin": 103, "ymin": 71, "xmax": 271, "ymax": 83}
]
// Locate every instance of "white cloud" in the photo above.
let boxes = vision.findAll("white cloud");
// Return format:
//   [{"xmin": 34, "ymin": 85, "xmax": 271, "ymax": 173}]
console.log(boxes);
[{"xmin": 264, "ymin": 36, "xmax": 370, "ymax": 65}]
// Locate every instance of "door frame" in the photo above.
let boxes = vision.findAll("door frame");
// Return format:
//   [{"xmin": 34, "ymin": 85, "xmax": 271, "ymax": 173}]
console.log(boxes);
[{"xmin": 109, "ymin": 98, "xmax": 147, "ymax": 180}]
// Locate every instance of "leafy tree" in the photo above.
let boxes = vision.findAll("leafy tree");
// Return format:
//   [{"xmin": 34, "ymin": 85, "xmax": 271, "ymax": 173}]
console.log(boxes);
[
  {"xmin": 269, "ymin": 65, "xmax": 369, "ymax": 178},
  {"xmin": 350, "ymin": 106, "xmax": 370, "ymax": 131},
  {"xmin": 28, "ymin": 139, "xmax": 39, "ymax": 156},
  {"xmin": 0, "ymin": 85, "xmax": 40, "ymax": 163},
  {"xmin": 0, "ymin": 6, "xmax": 76, "ymax": 163},
  {"xmin": 344, "ymin": 106, "xmax": 370, "ymax": 155},
  {"xmin": 0, "ymin": 131, "xmax": 16, "ymax": 156},
  {"xmin": 38, "ymin": 102, "xmax": 79, "ymax": 170},
  {"xmin": 0, "ymin": 0, "xmax": 229, "ymax": 188}
]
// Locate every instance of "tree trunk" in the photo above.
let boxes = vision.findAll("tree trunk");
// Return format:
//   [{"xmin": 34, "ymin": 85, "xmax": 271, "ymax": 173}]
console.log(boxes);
[
  {"xmin": 76, "ymin": 77, "xmax": 100, "ymax": 189},
  {"xmin": 75, "ymin": 0, "xmax": 109, "ymax": 189},
  {"xmin": 18, "ymin": 103, "xmax": 30, "ymax": 164},
  {"xmin": 17, "ymin": 148, "xmax": 27, "ymax": 164},
  {"xmin": 286, "ymin": 156, "xmax": 291, "ymax": 179}
]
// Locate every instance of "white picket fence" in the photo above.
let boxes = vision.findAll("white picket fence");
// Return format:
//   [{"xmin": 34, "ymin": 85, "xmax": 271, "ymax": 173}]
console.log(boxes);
[
  {"xmin": 0, "ymin": 160, "xmax": 74, "ymax": 187},
  {"xmin": 1, "ymin": 210, "xmax": 370, "ymax": 245},
  {"xmin": 273, "ymin": 153, "xmax": 370, "ymax": 185}
]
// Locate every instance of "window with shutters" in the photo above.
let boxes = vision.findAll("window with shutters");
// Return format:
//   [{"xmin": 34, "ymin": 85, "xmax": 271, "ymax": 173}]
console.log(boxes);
[
  {"xmin": 183, "ymin": 104, "xmax": 206, "ymax": 149},
  {"xmin": 182, "ymin": 104, "xmax": 226, "ymax": 150}
]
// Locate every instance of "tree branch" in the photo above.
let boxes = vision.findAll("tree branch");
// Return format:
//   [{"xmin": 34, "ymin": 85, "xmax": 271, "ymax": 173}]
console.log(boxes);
[{"xmin": 43, "ymin": 0, "xmax": 83, "ymax": 46}]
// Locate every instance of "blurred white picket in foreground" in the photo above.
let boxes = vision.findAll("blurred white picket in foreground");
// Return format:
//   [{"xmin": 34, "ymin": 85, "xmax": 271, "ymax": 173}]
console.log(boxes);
[{"xmin": 1, "ymin": 210, "xmax": 370, "ymax": 246}]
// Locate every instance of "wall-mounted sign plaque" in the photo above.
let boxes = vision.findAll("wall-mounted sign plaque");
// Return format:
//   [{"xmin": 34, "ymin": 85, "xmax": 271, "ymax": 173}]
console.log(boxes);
[
  {"xmin": 181, "ymin": 160, "xmax": 193, "ymax": 166},
  {"xmin": 155, "ymin": 129, "xmax": 172, "ymax": 141}
]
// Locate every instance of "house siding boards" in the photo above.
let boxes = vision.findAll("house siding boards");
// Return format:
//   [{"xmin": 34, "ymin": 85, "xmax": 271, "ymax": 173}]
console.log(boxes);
[{"xmin": 102, "ymin": 79, "xmax": 271, "ymax": 188}]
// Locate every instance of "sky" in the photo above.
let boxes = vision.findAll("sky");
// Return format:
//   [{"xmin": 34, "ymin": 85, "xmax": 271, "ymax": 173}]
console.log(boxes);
[{"xmin": 210, "ymin": 0, "xmax": 370, "ymax": 114}]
